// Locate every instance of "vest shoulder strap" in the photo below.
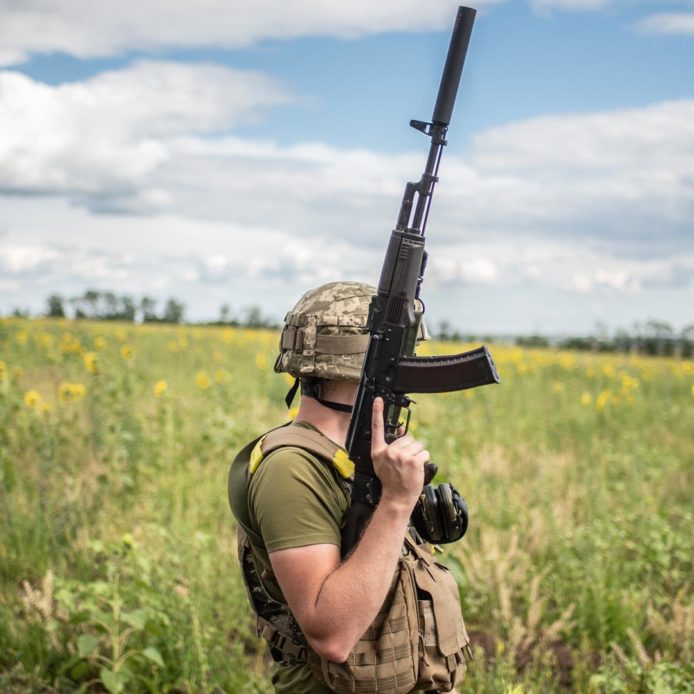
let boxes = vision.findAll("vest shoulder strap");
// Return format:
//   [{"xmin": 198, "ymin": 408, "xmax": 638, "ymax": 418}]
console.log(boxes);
[
  {"xmin": 228, "ymin": 433, "xmax": 267, "ymax": 547},
  {"xmin": 229, "ymin": 423, "xmax": 354, "ymax": 548},
  {"xmin": 251, "ymin": 425, "xmax": 354, "ymax": 480}
]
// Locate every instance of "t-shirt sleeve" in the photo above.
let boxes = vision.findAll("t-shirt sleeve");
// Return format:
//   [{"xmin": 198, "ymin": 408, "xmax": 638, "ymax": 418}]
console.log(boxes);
[{"xmin": 247, "ymin": 446, "xmax": 347, "ymax": 553}]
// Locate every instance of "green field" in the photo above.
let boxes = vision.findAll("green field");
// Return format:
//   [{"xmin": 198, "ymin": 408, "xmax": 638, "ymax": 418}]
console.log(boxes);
[{"xmin": 1, "ymin": 318, "xmax": 692, "ymax": 693}]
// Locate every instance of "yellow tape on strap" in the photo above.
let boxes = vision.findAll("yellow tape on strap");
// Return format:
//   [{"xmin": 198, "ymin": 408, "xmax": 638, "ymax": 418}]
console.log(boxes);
[
  {"xmin": 332, "ymin": 448, "xmax": 355, "ymax": 479},
  {"xmin": 249, "ymin": 436, "xmax": 266, "ymax": 474}
]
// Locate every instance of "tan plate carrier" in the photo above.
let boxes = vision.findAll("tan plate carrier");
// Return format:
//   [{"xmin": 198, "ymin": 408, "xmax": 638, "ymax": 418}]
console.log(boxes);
[{"xmin": 228, "ymin": 424, "xmax": 472, "ymax": 693}]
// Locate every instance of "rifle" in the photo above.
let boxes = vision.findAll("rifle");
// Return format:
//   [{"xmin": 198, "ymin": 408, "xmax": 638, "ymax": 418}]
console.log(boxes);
[{"xmin": 341, "ymin": 6, "xmax": 499, "ymax": 555}]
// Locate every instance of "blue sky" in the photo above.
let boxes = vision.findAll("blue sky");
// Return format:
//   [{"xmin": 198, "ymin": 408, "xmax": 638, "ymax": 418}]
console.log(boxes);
[{"xmin": 1, "ymin": 0, "xmax": 693, "ymax": 334}]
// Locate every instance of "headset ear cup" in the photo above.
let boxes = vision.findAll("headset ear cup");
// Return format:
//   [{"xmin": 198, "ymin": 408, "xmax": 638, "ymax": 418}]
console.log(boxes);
[
  {"xmin": 450, "ymin": 486, "xmax": 468, "ymax": 539},
  {"xmin": 412, "ymin": 485, "xmax": 435, "ymax": 543},
  {"xmin": 438, "ymin": 483, "xmax": 454, "ymax": 540},
  {"xmin": 412, "ymin": 483, "xmax": 468, "ymax": 544},
  {"xmin": 424, "ymin": 484, "xmax": 440, "ymax": 542}
]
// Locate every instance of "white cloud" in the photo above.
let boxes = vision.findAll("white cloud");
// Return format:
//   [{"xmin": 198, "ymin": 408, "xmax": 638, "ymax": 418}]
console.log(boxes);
[
  {"xmin": 2, "ymin": 198, "xmax": 692, "ymax": 332},
  {"xmin": 427, "ymin": 237, "xmax": 694, "ymax": 294},
  {"xmin": 0, "ymin": 61, "xmax": 290, "ymax": 198},
  {"xmin": 633, "ymin": 12, "xmax": 694, "ymax": 37},
  {"xmin": 1, "ymin": 62, "xmax": 693, "ymax": 331},
  {"xmin": 0, "ymin": 0, "xmax": 498, "ymax": 66},
  {"xmin": 0, "ymin": 198, "xmax": 379, "ymax": 320},
  {"xmin": 0, "ymin": 244, "xmax": 62, "ymax": 274},
  {"xmin": 4, "ymin": 64, "xmax": 692, "ymax": 255},
  {"xmin": 458, "ymin": 100, "xmax": 694, "ymax": 247}
]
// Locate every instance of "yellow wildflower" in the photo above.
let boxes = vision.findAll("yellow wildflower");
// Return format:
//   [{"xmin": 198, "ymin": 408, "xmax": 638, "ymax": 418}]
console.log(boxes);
[
  {"xmin": 120, "ymin": 344, "xmax": 134, "ymax": 361},
  {"xmin": 60, "ymin": 332, "xmax": 81, "ymax": 354},
  {"xmin": 0, "ymin": 360, "xmax": 7, "ymax": 380},
  {"xmin": 601, "ymin": 363, "xmax": 615, "ymax": 378},
  {"xmin": 121, "ymin": 533, "xmax": 136, "ymax": 549},
  {"xmin": 195, "ymin": 371, "xmax": 211, "ymax": 390},
  {"xmin": 59, "ymin": 382, "xmax": 86, "ymax": 403},
  {"xmin": 619, "ymin": 372, "xmax": 639, "ymax": 393},
  {"xmin": 595, "ymin": 389, "xmax": 611, "ymax": 412},
  {"xmin": 559, "ymin": 354, "xmax": 577, "ymax": 371},
  {"xmin": 283, "ymin": 373, "xmax": 295, "ymax": 386},
  {"xmin": 222, "ymin": 329, "xmax": 234, "ymax": 345},
  {"xmin": 84, "ymin": 352, "xmax": 99, "ymax": 374},
  {"xmin": 552, "ymin": 381, "xmax": 565, "ymax": 394},
  {"xmin": 153, "ymin": 380, "xmax": 168, "ymax": 397},
  {"xmin": 16, "ymin": 331, "xmax": 29, "ymax": 345},
  {"xmin": 691, "ymin": 384, "xmax": 694, "ymax": 399},
  {"xmin": 287, "ymin": 406, "xmax": 299, "ymax": 420},
  {"xmin": 581, "ymin": 392, "xmax": 592, "ymax": 407},
  {"xmin": 167, "ymin": 339, "xmax": 178, "ymax": 352},
  {"xmin": 39, "ymin": 333, "xmax": 54, "ymax": 348},
  {"xmin": 24, "ymin": 390, "xmax": 42, "ymax": 409},
  {"xmin": 215, "ymin": 369, "xmax": 230, "ymax": 385},
  {"xmin": 94, "ymin": 336, "xmax": 107, "ymax": 351},
  {"xmin": 255, "ymin": 353, "xmax": 268, "ymax": 370}
]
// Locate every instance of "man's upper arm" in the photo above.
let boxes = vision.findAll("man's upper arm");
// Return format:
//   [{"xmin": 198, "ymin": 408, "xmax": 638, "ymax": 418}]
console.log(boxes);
[
  {"xmin": 247, "ymin": 446, "xmax": 346, "ymax": 552},
  {"xmin": 247, "ymin": 447, "xmax": 346, "ymax": 636}
]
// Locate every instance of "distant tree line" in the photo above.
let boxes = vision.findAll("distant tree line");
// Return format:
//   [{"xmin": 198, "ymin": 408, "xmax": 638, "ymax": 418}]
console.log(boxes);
[
  {"xmin": 211, "ymin": 304, "xmax": 279, "ymax": 330},
  {"xmin": 44, "ymin": 290, "xmax": 186, "ymax": 324},
  {"xmin": 436, "ymin": 319, "xmax": 694, "ymax": 358},
  {"xmin": 8, "ymin": 289, "xmax": 280, "ymax": 330},
  {"xmin": 555, "ymin": 320, "xmax": 694, "ymax": 358}
]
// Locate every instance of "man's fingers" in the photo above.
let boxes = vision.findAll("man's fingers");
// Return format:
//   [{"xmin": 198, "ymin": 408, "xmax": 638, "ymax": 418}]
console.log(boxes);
[
  {"xmin": 414, "ymin": 450, "xmax": 430, "ymax": 466},
  {"xmin": 390, "ymin": 434, "xmax": 415, "ymax": 450},
  {"xmin": 371, "ymin": 397, "xmax": 385, "ymax": 452},
  {"xmin": 403, "ymin": 441, "xmax": 426, "ymax": 457}
]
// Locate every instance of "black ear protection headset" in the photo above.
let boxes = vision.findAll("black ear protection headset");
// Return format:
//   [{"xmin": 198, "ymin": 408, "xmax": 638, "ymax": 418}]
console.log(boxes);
[{"xmin": 411, "ymin": 483, "xmax": 468, "ymax": 545}]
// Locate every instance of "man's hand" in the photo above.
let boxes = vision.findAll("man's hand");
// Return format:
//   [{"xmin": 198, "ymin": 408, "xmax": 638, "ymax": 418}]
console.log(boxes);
[{"xmin": 370, "ymin": 397, "xmax": 429, "ymax": 513}]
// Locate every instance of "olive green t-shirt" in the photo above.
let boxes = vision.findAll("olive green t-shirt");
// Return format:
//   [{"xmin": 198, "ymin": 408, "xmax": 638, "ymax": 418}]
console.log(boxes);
[{"xmin": 246, "ymin": 422, "xmax": 350, "ymax": 692}]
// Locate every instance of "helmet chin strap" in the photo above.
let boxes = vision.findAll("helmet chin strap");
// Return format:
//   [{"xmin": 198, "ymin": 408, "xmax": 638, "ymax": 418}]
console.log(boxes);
[
  {"xmin": 284, "ymin": 378, "xmax": 301, "ymax": 409},
  {"xmin": 285, "ymin": 378, "xmax": 354, "ymax": 415},
  {"xmin": 315, "ymin": 397, "xmax": 354, "ymax": 414}
]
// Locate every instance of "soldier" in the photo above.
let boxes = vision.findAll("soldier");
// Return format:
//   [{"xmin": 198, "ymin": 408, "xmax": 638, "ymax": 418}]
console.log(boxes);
[{"xmin": 229, "ymin": 281, "xmax": 470, "ymax": 693}]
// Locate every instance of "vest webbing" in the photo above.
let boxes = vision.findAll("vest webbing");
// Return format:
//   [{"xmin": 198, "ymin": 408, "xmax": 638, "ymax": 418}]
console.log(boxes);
[{"xmin": 228, "ymin": 423, "xmax": 354, "ymax": 665}]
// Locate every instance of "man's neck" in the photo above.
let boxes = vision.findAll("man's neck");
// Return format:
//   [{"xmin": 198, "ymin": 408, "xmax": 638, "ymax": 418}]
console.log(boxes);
[{"xmin": 294, "ymin": 397, "xmax": 352, "ymax": 449}]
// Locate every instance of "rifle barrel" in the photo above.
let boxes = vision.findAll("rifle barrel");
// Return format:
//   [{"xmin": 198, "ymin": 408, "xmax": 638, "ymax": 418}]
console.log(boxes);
[{"xmin": 432, "ymin": 6, "xmax": 476, "ymax": 126}]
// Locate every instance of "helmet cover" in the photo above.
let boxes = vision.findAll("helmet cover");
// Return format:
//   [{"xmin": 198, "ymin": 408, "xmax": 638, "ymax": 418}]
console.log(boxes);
[{"xmin": 274, "ymin": 281, "xmax": 375, "ymax": 382}]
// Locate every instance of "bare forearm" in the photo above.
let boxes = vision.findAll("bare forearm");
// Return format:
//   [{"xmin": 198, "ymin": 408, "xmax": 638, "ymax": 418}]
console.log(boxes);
[{"xmin": 306, "ymin": 498, "xmax": 411, "ymax": 661}]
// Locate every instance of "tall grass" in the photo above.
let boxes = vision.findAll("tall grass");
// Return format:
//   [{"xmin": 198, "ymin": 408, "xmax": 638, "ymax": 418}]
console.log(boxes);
[{"xmin": 1, "ymin": 318, "xmax": 692, "ymax": 692}]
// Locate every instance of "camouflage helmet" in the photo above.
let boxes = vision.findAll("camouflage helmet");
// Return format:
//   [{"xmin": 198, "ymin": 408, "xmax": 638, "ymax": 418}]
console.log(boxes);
[{"xmin": 274, "ymin": 281, "xmax": 375, "ymax": 382}]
